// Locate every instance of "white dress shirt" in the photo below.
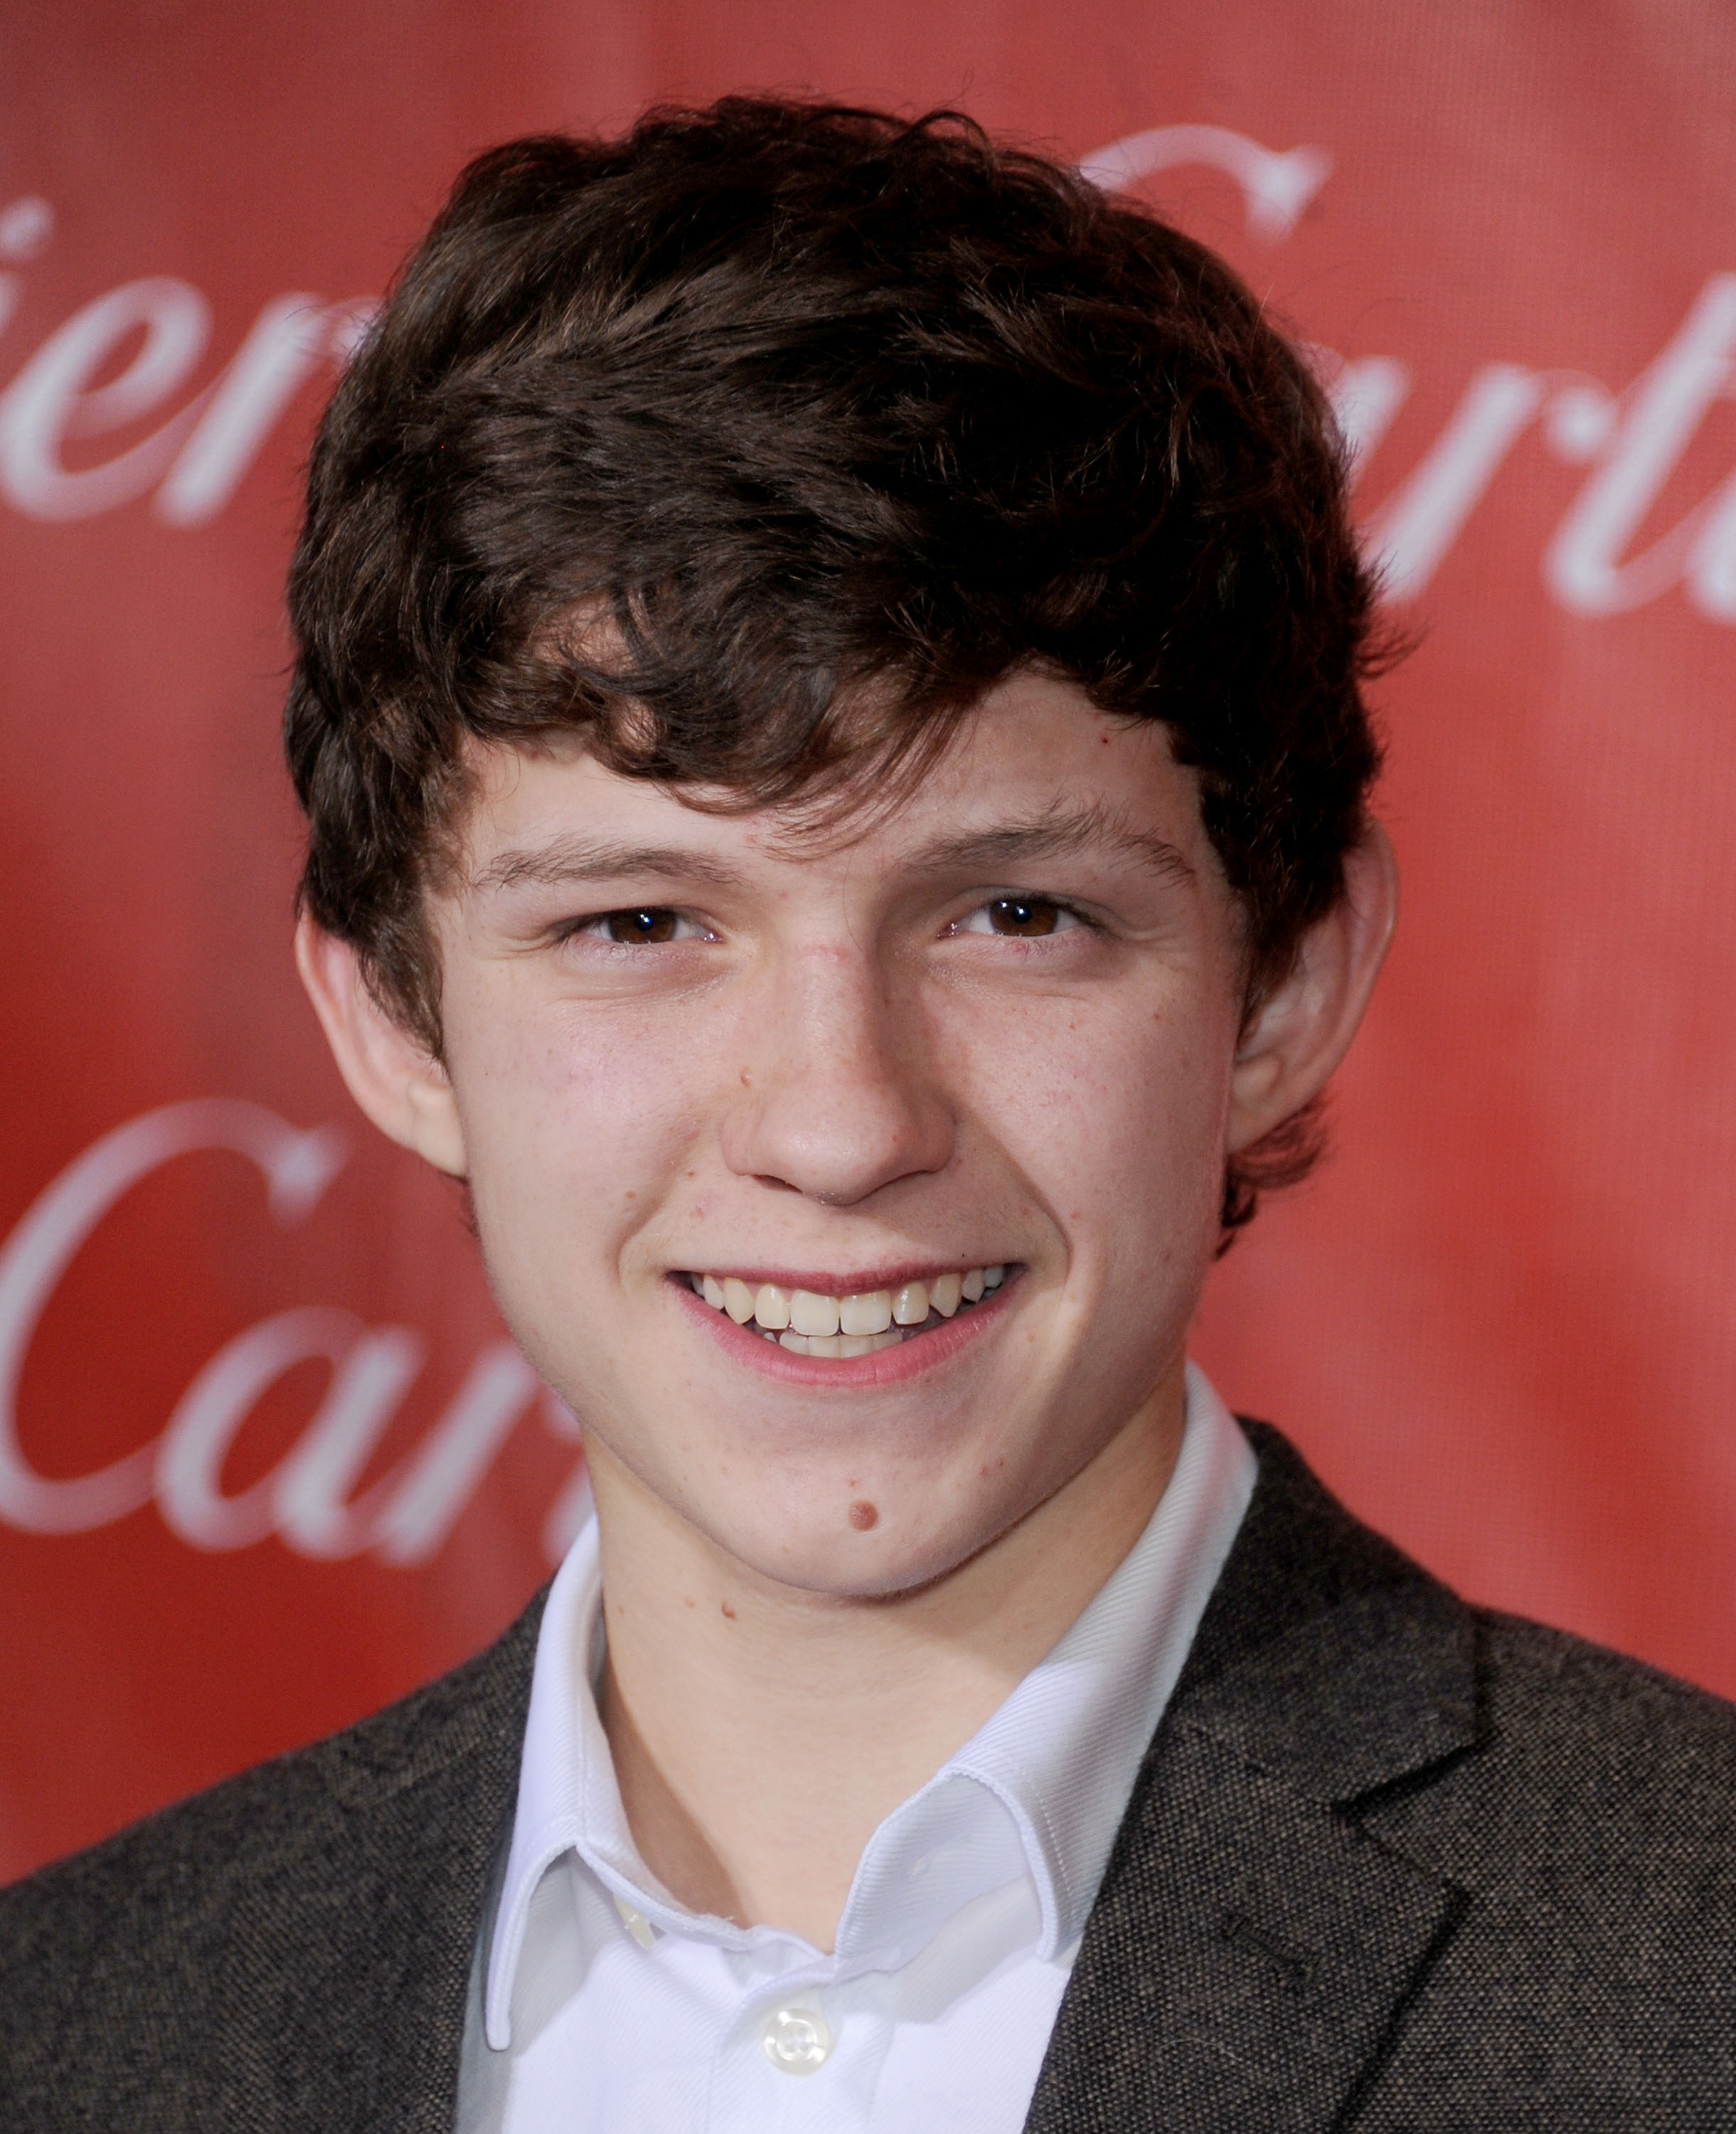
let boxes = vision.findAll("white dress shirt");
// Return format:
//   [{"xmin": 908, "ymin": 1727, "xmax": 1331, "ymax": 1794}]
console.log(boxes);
[{"xmin": 457, "ymin": 1363, "xmax": 1255, "ymax": 2133}]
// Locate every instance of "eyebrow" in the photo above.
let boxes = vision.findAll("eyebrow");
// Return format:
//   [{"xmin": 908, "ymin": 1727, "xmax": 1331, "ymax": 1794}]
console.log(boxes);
[
  {"xmin": 467, "ymin": 799, "xmax": 1194, "ymax": 897},
  {"xmin": 468, "ymin": 839, "xmax": 750, "ymax": 895},
  {"xmin": 895, "ymin": 801, "xmax": 1196, "ymax": 887}
]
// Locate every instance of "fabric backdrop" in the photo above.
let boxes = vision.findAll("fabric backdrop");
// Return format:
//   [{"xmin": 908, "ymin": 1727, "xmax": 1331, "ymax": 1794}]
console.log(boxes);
[{"xmin": 4, "ymin": 0, "xmax": 1734, "ymax": 1881}]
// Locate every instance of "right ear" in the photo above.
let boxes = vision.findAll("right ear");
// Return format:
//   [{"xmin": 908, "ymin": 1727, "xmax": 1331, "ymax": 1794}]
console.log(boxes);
[{"xmin": 294, "ymin": 915, "xmax": 469, "ymax": 1178}]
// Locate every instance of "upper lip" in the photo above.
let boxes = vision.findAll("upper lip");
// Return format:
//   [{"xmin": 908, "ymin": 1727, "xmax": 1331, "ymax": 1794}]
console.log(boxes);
[{"xmin": 671, "ymin": 1260, "xmax": 1011, "ymax": 1294}]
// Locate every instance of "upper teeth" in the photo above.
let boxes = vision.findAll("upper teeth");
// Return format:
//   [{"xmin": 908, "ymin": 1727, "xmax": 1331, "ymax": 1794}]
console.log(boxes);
[{"xmin": 691, "ymin": 1265, "xmax": 1006, "ymax": 1355}]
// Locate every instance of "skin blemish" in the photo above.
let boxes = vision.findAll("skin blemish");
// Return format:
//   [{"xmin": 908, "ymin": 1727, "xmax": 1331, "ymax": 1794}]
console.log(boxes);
[
  {"xmin": 720, "ymin": 1601, "xmax": 737, "ymax": 1620},
  {"xmin": 848, "ymin": 1500, "xmax": 879, "ymax": 1531}
]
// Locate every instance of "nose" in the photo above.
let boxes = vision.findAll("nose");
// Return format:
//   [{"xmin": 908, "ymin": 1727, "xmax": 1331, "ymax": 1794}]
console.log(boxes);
[{"xmin": 720, "ymin": 944, "xmax": 955, "ymax": 1204}]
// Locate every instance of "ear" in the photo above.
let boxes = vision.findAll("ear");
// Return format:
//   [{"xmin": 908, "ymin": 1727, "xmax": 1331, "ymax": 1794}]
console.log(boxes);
[
  {"xmin": 294, "ymin": 915, "xmax": 469, "ymax": 1178},
  {"xmin": 1227, "ymin": 823, "xmax": 1398, "ymax": 1154}
]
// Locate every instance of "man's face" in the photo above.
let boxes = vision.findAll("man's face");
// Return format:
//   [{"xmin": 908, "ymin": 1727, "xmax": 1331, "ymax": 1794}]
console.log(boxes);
[{"xmin": 426, "ymin": 673, "xmax": 1249, "ymax": 1596}]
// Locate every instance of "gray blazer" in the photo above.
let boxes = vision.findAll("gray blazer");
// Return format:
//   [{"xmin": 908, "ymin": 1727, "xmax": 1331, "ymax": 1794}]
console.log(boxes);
[{"xmin": 4, "ymin": 1422, "xmax": 1735, "ymax": 2130}]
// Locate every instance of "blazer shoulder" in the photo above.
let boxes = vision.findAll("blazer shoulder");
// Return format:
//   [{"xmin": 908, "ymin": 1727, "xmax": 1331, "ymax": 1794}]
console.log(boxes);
[
  {"xmin": 4, "ymin": 1579, "xmax": 547, "ymax": 1902},
  {"xmin": 1188, "ymin": 1423, "xmax": 1736, "ymax": 1903},
  {"xmin": 1476, "ymin": 1601, "xmax": 1736, "ymax": 1755},
  {"xmin": 0, "ymin": 1582, "xmax": 548, "ymax": 2110},
  {"xmin": 1030, "ymin": 1426, "xmax": 1736, "ymax": 2130},
  {"xmin": 1404, "ymin": 1603, "xmax": 1736, "ymax": 1894}
]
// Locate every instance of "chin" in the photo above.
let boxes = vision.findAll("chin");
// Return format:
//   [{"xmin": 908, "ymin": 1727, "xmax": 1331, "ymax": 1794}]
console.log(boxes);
[{"xmin": 711, "ymin": 1485, "xmax": 1022, "ymax": 1598}]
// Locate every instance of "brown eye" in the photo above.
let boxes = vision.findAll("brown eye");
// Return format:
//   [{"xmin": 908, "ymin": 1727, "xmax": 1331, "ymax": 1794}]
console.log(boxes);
[
  {"xmin": 603, "ymin": 908, "xmax": 681, "ymax": 944},
  {"xmin": 986, "ymin": 896, "xmax": 1062, "ymax": 938}
]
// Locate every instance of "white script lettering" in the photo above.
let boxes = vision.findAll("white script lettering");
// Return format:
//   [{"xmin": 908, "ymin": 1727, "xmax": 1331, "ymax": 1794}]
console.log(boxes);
[
  {"xmin": 0, "ymin": 1101, "xmax": 565, "ymax": 1561},
  {"xmin": 0, "ymin": 276, "xmax": 212, "ymax": 520}
]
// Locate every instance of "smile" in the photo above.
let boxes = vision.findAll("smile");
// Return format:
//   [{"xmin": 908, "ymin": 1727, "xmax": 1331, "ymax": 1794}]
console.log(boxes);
[{"xmin": 685, "ymin": 1265, "xmax": 1008, "ymax": 1357}]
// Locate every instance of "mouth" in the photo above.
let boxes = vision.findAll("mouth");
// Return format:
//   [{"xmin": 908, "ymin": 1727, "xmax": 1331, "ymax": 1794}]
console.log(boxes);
[{"xmin": 683, "ymin": 1264, "xmax": 1009, "ymax": 1357}]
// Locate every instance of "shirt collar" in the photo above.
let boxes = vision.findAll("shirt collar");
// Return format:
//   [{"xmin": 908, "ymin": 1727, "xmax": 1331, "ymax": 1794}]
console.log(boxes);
[{"xmin": 486, "ymin": 1361, "xmax": 1254, "ymax": 2049}]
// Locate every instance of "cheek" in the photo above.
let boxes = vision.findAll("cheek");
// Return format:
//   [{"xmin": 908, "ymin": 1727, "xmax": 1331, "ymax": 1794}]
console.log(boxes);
[
  {"xmin": 954, "ymin": 988, "xmax": 1237, "ymax": 1255},
  {"xmin": 444, "ymin": 980, "xmax": 709, "ymax": 1265}
]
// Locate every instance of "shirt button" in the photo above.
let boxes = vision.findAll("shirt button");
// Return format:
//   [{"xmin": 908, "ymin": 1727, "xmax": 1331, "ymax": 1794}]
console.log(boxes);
[
  {"xmin": 762, "ymin": 2004, "xmax": 833, "ymax": 2075},
  {"xmin": 611, "ymin": 1894, "xmax": 656, "ymax": 1950}
]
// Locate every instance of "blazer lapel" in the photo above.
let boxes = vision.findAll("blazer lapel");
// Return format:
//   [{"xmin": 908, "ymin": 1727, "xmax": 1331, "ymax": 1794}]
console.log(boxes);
[
  {"xmin": 186, "ymin": 1588, "xmax": 548, "ymax": 2133},
  {"xmin": 1025, "ymin": 1426, "xmax": 1479, "ymax": 2133},
  {"xmin": 304, "ymin": 1604, "xmax": 543, "ymax": 2132}
]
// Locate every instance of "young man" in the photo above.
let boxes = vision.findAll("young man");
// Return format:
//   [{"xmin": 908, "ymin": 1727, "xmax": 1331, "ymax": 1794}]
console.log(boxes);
[{"xmin": 4, "ymin": 98, "xmax": 1735, "ymax": 2132}]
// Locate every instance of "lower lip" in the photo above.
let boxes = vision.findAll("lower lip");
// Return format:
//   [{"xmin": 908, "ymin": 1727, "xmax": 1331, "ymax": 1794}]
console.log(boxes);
[{"xmin": 669, "ymin": 1275, "xmax": 1018, "ymax": 1386}]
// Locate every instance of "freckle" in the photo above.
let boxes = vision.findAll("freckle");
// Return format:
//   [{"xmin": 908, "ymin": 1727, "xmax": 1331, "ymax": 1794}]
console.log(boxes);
[
  {"xmin": 720, "ymin": 1600, "xmax": 737, "ymax": 1619},
  {"xmin": 848, "ymin": 1500, "xmax": 879, "ymax": 1531}
]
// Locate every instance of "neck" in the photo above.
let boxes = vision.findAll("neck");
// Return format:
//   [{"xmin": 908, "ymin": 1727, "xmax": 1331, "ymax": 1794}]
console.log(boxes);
[{"xmin": 587, "ymin": 1364, "xmax": 1186, "ymax": 1950}]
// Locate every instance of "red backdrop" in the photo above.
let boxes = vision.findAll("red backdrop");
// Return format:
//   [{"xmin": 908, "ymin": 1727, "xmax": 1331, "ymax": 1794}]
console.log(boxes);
[{"xmin": 6, "ymin": 0, "xmax": 1736, "ymax": 1882}]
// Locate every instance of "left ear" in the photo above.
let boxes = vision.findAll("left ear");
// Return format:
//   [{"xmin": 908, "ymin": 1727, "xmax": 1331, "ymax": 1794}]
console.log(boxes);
[{"xmin": 1227, "ymin": 823, "xmax": 1398, "ymax": 1154}]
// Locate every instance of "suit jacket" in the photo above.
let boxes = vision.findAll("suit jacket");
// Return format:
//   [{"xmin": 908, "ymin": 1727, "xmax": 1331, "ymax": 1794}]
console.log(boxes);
[{"xmin": 4, "ymin": 1421, "xmax": 1735, "ymax": 2131}]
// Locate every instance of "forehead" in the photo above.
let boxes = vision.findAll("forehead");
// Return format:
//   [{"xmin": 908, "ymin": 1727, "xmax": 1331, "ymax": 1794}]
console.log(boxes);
[{"xmin": 450, "ymin": 673, "xmax": 1215, "ymax": 893}]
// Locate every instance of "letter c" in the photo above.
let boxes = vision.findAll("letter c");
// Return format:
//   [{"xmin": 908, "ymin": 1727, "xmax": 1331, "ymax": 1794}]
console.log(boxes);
[{"xmin": 0, "ymin": 1100, "xmax": 346, "ymax": 1533}]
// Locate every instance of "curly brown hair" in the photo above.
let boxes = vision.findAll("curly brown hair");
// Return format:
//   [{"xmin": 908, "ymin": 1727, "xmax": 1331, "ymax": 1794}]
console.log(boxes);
[{"xmin": 284, "ymin": 97, "xmax": 1385, "ymax": 1233}]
